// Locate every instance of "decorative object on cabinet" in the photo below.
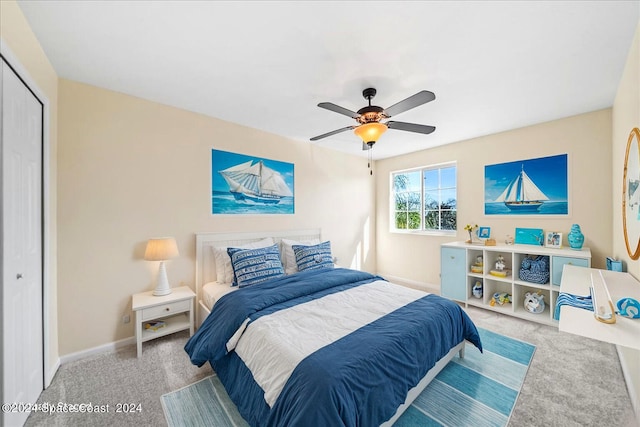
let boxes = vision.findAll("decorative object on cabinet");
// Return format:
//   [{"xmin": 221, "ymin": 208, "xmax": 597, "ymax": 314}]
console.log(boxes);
[
  {"xmin": 440, "ymin": 241, "xmax": 591, "ymax": 326},
  {"xmin": 545, "ymin": 231, "xmax": 562, "ymax": 248},
  {"xmin": 591, "ymin": 270, "xmax": 616, "ymax": 324},
  {"xmin": 464, "ymin": 223, "xmax": 478, "ymax": 243},
  {"xmin": 616, "ymin": 297, "xmax": 640, "ymax": 319},
  {"xmin": 484, "ymin": 238, "xmax": 496, "ymax": 246},
  {"xmin": 505, "ymin": 235, "xmax": 514, "ymax": 245},
  {"xmin": 490, "ymin": 292, "xmax": 512, "ymax": 306},
  {"xmin": 478, "ymin": 226, "xmax": 491, "ymax": 239},
  {"xmin": 484, "ymin": 154, "xmax": 568, "ymax": 216},
  {"xmin": 606, "ymin": 257, "xmax": 623, "ymax": 272},
  {"xmin": 211, "ymin": 149, "xmax": 294, "ymax": 215},
  {"xmin": 490, "ymin": 254, "xmax": 510, "ymax": 277},
  {"xmin": 470, "ymin": 255, "xmax": 483, "ymax": 273},
  {"xmin": 514, "ymin": 227, "xmax": 544, "ymax": 246},
  {"xmin": 524, "ymin": 291, "xmax": 545, "ymax": 314},
  {"xmin": 472, "ymin": 281, "xmax": 483, "ymax": 298},
  {"xmin": 567, "ymin": 224, "xmax": 584, "ymax": 250},
  {"xmin": 144, "ymin": 237, "xmax": 179, "ymax": 296},
  {"xmin": 622, "ymin": 127, "xmax": 640, "ymax": 260},
  {"xmin": 519, "ymin": 255, "xmax": 550, "ymax": 284},
  {"xmin": 489, "ymin": 269, "xmax": 510, "ymax": 278}
]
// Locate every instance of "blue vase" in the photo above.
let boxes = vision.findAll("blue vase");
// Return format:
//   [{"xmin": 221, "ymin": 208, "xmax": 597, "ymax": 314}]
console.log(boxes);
[{"xmin": 567, "ymin": 224, "xmax": 584, "ymax": 250}]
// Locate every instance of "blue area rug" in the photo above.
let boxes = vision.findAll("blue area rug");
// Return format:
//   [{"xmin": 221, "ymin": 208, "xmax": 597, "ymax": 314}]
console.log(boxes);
[{"xmin": 161, "ymin": 328, "xmax": 535, "ymax": 427}]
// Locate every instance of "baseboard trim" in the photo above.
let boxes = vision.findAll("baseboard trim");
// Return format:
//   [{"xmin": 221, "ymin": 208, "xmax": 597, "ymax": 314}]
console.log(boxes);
[
  {"xmin": 45, "ymin": 358, "xmax": 60, "ymax": 388},
  {"xmin": 617, "ymin": 345, "xmax": 640, "ymax": 424},
  {"xmin": 59, "ymin": 336, "xmax": 135, "ymax": 365},
  {"xmin": 378, "ymin": 273, "xmax": 440, "ymax": 295}
]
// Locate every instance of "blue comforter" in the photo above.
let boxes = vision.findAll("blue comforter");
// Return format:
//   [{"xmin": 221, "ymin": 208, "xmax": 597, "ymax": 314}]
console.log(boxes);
[{"xmin": 185, "ymin": 268, "xmax": 482, "ymax": 427}]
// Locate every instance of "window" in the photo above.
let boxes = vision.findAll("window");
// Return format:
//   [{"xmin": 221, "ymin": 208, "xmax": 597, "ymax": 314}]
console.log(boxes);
[{"xmin": 391, "ymin": 163, "xmax": 457, "ymax": 233}]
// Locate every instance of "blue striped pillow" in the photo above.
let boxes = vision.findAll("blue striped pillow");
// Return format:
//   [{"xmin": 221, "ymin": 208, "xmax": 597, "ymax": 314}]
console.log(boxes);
[
  {"xmin": 292, "ymin": 241, "xmax": 334, "ymax": 272},
  {"xmin": 227, "ymin": 244, "xmax": 285, "ymax": 288}
]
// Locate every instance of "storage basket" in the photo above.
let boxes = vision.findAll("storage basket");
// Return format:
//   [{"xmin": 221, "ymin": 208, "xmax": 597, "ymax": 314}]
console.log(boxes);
[{"xmin": 519, "ymin": 255, "xmax": 550, "ymax": 284}]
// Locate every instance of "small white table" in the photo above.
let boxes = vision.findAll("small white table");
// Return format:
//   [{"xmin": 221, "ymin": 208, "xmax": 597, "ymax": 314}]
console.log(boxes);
[
  {"xmin": 559, "ymin": 265, "xmax": 640, "ymax": 350},
  {"xmin": 132, "ymin": 286, "xmax": 195, "ymax": 358}
]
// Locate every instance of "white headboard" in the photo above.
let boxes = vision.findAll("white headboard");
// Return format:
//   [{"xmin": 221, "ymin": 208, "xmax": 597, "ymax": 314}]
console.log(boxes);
[{"xmin": 195, "ymin": 229, "xmax": 321, "ymax": 322}]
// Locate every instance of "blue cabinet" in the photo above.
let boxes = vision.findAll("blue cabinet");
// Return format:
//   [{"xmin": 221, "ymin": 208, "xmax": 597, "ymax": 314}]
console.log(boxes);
[
  {"xmin": 551, "ymin": 256, "xmax": 590, "ymax": 285},
  {"xmin": 441, "ymin": 247, "xmax": 467, "ymax": 301}
]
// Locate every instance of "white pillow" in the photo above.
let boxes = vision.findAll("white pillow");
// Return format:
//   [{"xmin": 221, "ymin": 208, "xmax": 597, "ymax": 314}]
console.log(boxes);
[
  {"xmin": 212, "ymin": 237, "xmax": 274, "ymax": 284},
  {"xmin": 281, "ymin": 237, "xmax": 320, "ymax": 275}
]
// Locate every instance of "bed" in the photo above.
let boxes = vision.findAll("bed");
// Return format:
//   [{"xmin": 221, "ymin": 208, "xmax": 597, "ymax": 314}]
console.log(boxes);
[
  {"xmin": 194, "ymin": 229, "xmax": 323, "ymax": 326},
  {"xmin": 186, "ymin": 230, "xmax": 482, "ymax": 427}
]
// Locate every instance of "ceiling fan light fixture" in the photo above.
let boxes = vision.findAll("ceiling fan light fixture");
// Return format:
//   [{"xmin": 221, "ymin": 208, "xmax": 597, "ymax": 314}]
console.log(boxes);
[{"xmin": 354, "ymin": 122, "xmax": 387, "ymax": 145}]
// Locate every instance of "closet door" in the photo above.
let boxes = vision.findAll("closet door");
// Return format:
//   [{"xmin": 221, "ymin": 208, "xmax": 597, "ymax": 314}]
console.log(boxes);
[{"xmin": 1, "ymin": 57, "xmax": 43, "ymax": 427}]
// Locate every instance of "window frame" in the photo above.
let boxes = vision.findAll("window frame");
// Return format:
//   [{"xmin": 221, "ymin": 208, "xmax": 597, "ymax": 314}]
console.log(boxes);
[{"xmin": 389, "ymin": 161, "xmax": 457, "ymax": 236}]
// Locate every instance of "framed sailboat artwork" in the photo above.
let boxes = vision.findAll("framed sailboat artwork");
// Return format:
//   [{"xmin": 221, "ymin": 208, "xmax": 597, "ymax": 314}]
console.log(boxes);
[
  {"xmin": 211, "ymin": 149, "xmax": 294, "ymax": 215},
  {"xmin": 484, "ymin": 154, "xmax": 568, "ymax": 216}
]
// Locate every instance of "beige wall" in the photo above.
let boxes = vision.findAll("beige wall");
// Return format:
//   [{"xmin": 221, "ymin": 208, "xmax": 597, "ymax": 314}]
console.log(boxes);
[
  {"xmin": 375, "ymin": 109, "xmax": 613, "ymax": 286},
  {"xmin": 612, "ymin": 21, "xmax": 640, "ymax": 421},
  {"xmin": 0, "ymin": 0, "xmax": 59, "ymax": 379},
  {"xmin": 57, "ymin": 79, "xmax": 376, "ymax": 355}
]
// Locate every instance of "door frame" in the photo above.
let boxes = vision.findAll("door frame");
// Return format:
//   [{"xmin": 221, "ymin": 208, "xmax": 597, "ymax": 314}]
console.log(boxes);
[{"xmin": 0, "ymin": 38, "xmax": 55, "ymax": 387}]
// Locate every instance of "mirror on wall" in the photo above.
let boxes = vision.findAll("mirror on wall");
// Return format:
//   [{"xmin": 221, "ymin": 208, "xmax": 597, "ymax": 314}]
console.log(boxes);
[{"xmin": 622, "ymin": 127, "xmax": 640, "ymax": 259}]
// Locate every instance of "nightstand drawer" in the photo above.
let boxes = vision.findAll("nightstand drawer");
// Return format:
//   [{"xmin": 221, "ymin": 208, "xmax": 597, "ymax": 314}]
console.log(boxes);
[{"xmin": 141, "ymin": 300, "xmax": 190, "ymax": 321}]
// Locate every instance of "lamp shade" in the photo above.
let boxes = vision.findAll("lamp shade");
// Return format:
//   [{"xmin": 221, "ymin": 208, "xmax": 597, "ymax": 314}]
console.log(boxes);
[
  {"xmin": 144, "ymin": 237, "xmax": 179, "ymax": 261},
  {"xmin": 353, "ymin": 122, "xmax": 387, "ymax": 145}
]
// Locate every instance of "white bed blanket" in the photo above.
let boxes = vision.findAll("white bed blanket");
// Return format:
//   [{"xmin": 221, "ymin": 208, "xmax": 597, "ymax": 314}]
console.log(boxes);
[{"xmin": 233, "ymin": 280, "xmax": 428, "ymax": 407}]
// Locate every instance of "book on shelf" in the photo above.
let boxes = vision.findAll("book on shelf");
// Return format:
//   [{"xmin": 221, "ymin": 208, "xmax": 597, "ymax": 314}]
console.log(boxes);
[{"xmin": 144, "ymin": 320, "xmax": 166, "ymax": 332}]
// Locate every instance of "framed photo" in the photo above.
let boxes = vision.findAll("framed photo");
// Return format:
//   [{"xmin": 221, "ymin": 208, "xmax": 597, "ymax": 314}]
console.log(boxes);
[
  {"xmin": 478, "ymin": 226, "xmax": 491, "ymax": 239},
  {"xmin": 545, "ymin": 231, "xmax": 562, "ymax": 248}
]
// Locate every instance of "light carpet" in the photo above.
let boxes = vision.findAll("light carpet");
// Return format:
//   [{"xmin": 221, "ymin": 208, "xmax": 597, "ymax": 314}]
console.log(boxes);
[{"xmin": 161, "ymin": 327, "xmax": 535, "ymax": 427}]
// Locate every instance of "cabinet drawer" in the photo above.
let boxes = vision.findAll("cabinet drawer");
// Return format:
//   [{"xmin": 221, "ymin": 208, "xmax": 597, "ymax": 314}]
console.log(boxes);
[
  {"xmin": 552, "ymin": 256, "xmax": 589, "ymax": 285},
  {"xmin": 141, "ymin": 300, "xmax": 190, "ymax": 321}
]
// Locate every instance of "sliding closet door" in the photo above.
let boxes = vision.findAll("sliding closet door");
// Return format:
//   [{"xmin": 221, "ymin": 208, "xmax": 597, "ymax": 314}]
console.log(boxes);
[{"xmin": 1, "ymin": 57, "xmax": 44, "ymax": 427}]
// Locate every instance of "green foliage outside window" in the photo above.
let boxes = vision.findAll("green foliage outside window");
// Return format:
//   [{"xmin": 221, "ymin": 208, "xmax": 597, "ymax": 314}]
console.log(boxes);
[{"xmin": 392, "ymin": 164, "xmax": 457, "ymax": 232}]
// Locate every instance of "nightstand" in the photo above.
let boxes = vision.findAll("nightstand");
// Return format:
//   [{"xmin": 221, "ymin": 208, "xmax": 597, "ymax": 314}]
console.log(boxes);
[{"xmin": 132, "ymin": 285, "xmax": 195, "ymax": 358}]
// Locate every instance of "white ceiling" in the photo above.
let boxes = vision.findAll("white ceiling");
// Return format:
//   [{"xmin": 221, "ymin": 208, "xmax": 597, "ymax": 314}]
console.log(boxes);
[{"xmin": 17, "ymin": 1, "xmax": 640, "ymax": 160}]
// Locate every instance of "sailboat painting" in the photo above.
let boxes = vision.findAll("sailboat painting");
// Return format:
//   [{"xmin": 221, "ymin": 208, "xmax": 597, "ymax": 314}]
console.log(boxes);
[
  {"xmin": 211, "ymin": 149, "xmax": 294, "ymax": 214},
  {"xmin": 484, "ymin": 154, "xmax": 568, "ymax": 215}
]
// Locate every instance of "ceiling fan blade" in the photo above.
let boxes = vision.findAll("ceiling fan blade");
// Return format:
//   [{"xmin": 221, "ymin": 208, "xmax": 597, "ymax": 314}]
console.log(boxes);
[
  {"xmin": 384, "ymin": 91, "xmax": 435, "ymax": 118},
  {"xmin": 310, "ymin": 126, "xmax": 356, "ymax": 141},
  {"xmin": 317, "ymin": 102, "xmax": 360, "ymax": 119},
  {"xmin": 386, "ymin": 121, "xmax": 436, "ymax": 135}
]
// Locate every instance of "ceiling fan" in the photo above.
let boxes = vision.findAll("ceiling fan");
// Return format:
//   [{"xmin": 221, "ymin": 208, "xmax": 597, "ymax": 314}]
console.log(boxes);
[{"xmin": 310, "ymin": 87, "xmax": 436, "ymax": 150}]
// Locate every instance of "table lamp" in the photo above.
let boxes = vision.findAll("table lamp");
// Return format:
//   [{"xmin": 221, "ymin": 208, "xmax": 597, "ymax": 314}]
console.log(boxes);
[{"xmin": 144, "ymin": 237, "xmax": 179, "ymax": 296}]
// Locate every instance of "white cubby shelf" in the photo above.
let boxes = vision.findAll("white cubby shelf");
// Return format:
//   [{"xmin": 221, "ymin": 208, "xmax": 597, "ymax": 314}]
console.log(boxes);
[{"xmin": 441, "ymin": 241, "xmax": 591, "ymax": 326}]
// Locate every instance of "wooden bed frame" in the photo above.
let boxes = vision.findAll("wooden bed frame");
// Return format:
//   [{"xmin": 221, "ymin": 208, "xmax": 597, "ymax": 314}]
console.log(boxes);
[{"xmin": 194, "ymin": 229, "xmax": 465, "ymax": 426}]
